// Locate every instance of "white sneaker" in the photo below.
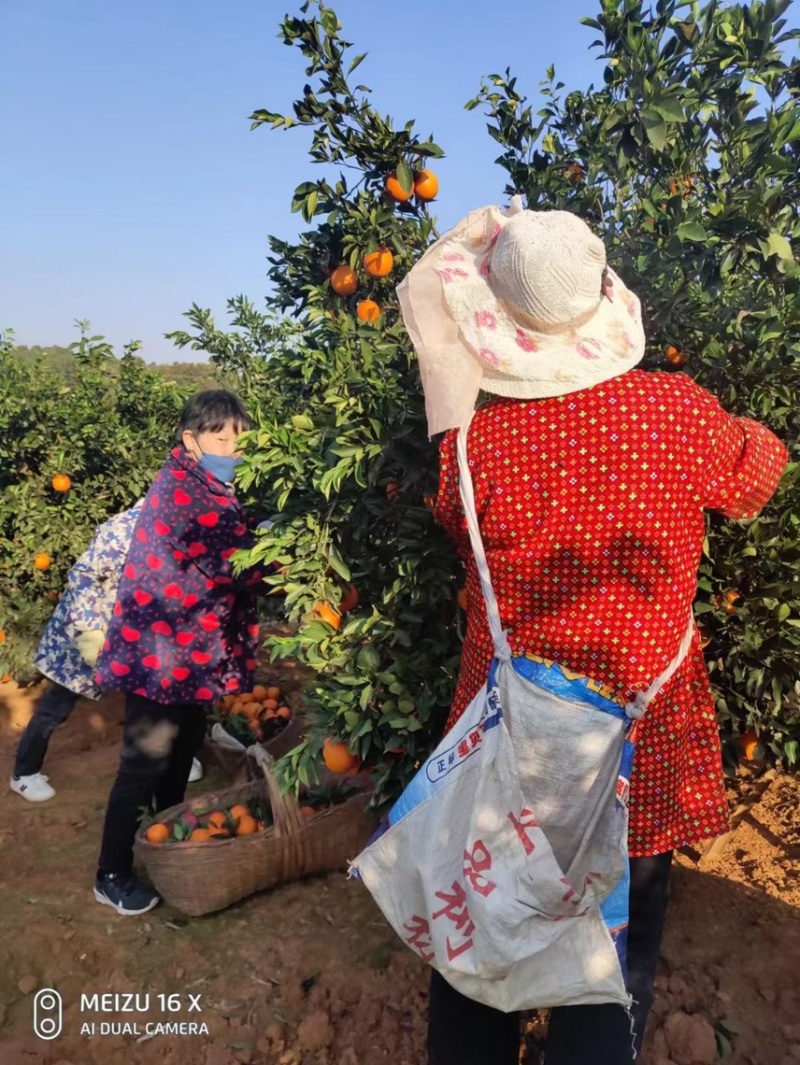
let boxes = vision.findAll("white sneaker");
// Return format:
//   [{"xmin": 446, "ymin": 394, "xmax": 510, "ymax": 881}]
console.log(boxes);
[
  {"xmin": 10, "ymin": 773, "xmax": 56, "ymax": 802},
  {"xmin": 188, "ymin": 757, "xmax": 203, "ymax": 783}
]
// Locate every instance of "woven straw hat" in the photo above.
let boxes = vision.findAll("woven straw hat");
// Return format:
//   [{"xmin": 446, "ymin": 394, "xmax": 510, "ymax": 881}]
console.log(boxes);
[{"xmin": 398, "ymin": 197, "xmax": 646, "ymax": 436}]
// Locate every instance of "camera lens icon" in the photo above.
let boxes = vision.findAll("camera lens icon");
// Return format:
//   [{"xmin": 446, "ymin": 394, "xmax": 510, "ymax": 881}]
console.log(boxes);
[{"xmin": 33, "ymin": 988, "xmax": 63, "ymax": 1040}]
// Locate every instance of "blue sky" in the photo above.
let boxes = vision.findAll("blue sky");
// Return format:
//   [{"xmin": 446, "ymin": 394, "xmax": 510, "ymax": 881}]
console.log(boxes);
[{"xmin": 0, "ymin": 2, "xmax": 662, "ymax": 358}]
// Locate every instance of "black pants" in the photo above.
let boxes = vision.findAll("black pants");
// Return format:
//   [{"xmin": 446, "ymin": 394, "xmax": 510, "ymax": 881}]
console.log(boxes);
[
  {"xmin": 428, "ymin": 852, "xmax": 673, "ymax": 1065},
  {"xmin": 14, "ymin": 682, "xmax": 79, "ymax": 777},
  {"xmin": 97, "ymin": 693, "xmax": 206, "ymax": 877}
]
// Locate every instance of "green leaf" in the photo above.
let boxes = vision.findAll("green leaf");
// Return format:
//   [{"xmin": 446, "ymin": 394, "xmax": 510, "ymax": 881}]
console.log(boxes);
[
  {"xmin": 676, "ymin": 221, "xmax": 708, "ymax": 242},
  {"xmin": 766, "ymin": 232, "xmax": 793, "ymax": 260},
  {"xmin": 641, "ymin": 110, "xmax": 668, "ymax": 150},
  {"xmin": 320, "ymin": 9, "xmax": 339, "ymax": 36},
  {"xmin": 396, "ymin": 160, "xmax": 414, "ymax": 196},
  {"xmin": 347, "ymin": 52, "xmax": 367, "ymax": 75}
]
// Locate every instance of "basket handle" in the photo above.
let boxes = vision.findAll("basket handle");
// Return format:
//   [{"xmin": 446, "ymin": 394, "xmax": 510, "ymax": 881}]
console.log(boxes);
[{"xmin": 247, "ymin": 744, "xmax": 303, "ymax": 838}]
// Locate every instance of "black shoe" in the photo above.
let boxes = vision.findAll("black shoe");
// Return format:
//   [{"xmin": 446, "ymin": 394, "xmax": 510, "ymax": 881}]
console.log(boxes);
[{"xmin": 94, "ymin": 873, "xmax": 160, "ymax": 916}]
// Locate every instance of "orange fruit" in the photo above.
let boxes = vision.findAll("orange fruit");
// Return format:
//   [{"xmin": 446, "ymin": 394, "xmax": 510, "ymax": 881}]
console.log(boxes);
[
  {"xmin": 413, "ymin": 169, "xmax": 439, "ymax": 202},
  {"xmin": 423, "ymin": 493, "xmax": 436, "ymax": 510},
  {"xmin": 51, "ymin": 473, "xmax": 72, "ymax": 493},
  {"xmin": 299, "ymin": 805, "xmax": 316, "ymax": 818},
  {"xmin": 229, "ymin": 803, "xmax": 249, "ymax": 822},
  {"xmin": 322, "ymin": 738, "xmax": 361, "ymax": 775},
  {"xmin": 33, "ymin": 552, "xmax": 52, "ymax": 571},
  {"xmin": 207, "ymin": 825, "xmax": 230, "ymax": 839},
  {"xmin": 235, "ymin": 815, "xmax": 259, "ymax": 836},
  {"xmin": 263, "ymin": 698, "xmax": 279, "ymax": 712},
  {"xmin": 276, "ymin": 706, "xmax": 291, "ymax": 720},
  {"xmin": 385, "ymin": 172, "xmax": 413, "ymax": 203},
  {"xmin": 457, "ymin": 587, "xmax": 468, "ymax": 611},
  {"xmin": 145, "ymin": 823, "xmax": 170, "ymax": 844},
  {"xmin": 664, "ymin": 345, "xmax": 687, "ymax": 367},
  {"xmin": 738, "ymin": 729, "xmax": 759, "ymax": 761},
  {"xmin": 386, "ymin": 481, "xmax": 402, "ymax": 501},
  {"xmin": 312, "ymin": 602, "xmax": 342, "ymax": 630},
  {"xmin": 363, "ymin": 248, "xmax": 394, "ymax": 278},
  {"xmin": 252, "ymin": 685, "xmax": 268, "ymax": 700},
  {"xmin": 189, "ymin": 828, "xmax": 211, "ymax": 842},
  {"xmin": 206, "ymin": 811, "xmax": 227, "ymax": 828},
  {"xmin": 266, "ymin": 685, "xmax": 282, "ymax": 701},
  {"xmin": 330, "ymin": 264, "xmax": 358, "ymax": 296},
  {"xmin": 340, "ymin": 584, "xmax": 359, "ymax": 613},
  {"xmin": 697, "ymin": 624, "xmax": 712, "ymax": 650},
  {"xmin": 356, "ymin": 299, "xmax": 381, "ymax": 324},
  {"xmin": 0, "ymin": 629, "xmax": 5, "ymax": 645}
]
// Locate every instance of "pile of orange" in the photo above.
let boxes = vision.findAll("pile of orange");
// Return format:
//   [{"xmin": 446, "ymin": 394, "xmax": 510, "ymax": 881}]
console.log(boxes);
[
  {"xmin": 217, "ymin": 683, "xmax": 292, "ymax": 744},
  {"xmin": 144, "ymin": 800, "xmax": 267, "ymax": 845}
]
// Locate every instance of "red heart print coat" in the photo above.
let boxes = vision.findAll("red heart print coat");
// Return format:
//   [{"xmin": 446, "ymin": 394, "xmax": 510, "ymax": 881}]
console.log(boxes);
[{"xmin": 96, "ymin": 447, "xmax": 262, "ymax": 705}]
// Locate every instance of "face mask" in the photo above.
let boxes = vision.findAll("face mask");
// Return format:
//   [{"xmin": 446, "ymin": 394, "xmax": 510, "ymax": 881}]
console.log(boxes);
[{"xmin": 198, "ymin": 452, "xmax": 242, "ymax": 485}]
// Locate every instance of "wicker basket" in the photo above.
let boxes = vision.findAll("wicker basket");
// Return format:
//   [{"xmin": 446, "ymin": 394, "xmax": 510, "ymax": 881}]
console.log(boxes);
[{"xmin": 134, "ymin": 748, "xmax": 377, "ymax": 916}]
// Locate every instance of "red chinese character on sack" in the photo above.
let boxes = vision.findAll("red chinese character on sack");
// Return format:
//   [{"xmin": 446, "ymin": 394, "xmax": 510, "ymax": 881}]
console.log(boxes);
[
  {"xmin": 560, "ymin": 877, "xmax": 581, "ymax": 906},
  {"xmin": 457, "ymin": 739, "xmax": 470, "ymax": 759},
  {"xmin": 403, "ymin": 915, "xmax": 435, "ymax": 963},
  {"xmin": 508, "ymin": 808, "xmax": 539, "ymax": 856},
  {"xmin": 463, "ymin": 840, "xmax": 497, "ymax": 898},
  {"xmin": 468, "ymin": 729, "xmax": 482, "ymax": 749},
  {"xmin": 432, "ymin": 881, "xmax": 475, "ymax": 961}
]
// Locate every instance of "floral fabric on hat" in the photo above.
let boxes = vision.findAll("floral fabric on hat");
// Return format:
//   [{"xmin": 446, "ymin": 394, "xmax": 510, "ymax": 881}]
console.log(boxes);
[{"xmin": 435, "ymin": 370, "xmax": 788, "ymax": 858}]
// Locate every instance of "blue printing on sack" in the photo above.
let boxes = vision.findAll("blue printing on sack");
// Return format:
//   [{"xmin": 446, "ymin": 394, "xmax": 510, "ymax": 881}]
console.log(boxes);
[
  {"xmin": 364, "ymin": 659, "xmax": 634, "ymax": 840},
  {"xmin": 511, "ymin": 654, "xmax": 629, "ymax": 720},
  {"xmin": 600, "ymin": 863, "xmax": 631, "ymax": 979}
]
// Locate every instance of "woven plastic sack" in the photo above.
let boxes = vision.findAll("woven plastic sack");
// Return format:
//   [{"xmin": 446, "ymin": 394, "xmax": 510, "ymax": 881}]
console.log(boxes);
[{"xmin": 352, "ymin": 419, "xmax": 692, "ymax": 1012}]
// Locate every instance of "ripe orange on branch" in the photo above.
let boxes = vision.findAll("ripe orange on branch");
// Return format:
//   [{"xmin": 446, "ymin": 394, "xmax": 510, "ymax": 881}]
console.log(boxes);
[
  {"xmin": 665, "ymin": 345, "xmax": 687, "ymax": 367},
  {"xmin": 339, "ymin": 583, "xmax": 359, "ymax": 613},
  {"xmin": 330, "ymin": 265, "xmax": 358, "ymax": 295},
  {"xmin": 363, "ymin": 248, "xmax": 394, "ymax": 278},
  {"xmin": 738, "ymin": 729, "xmax": 760, "ymax": 761},
  {"xmin": 385, "ymin": 172, "xmax": 413, "ymax": 203},
  {"xmin": 356, "ymin": 299, "xmax": 381, "ymax": 324},
  {"xmin": 413, "ymin": 169, "xmax": 439, "ymax": 201},
  {"xmin": 322, "ymin": 738, "xmax": 361, "ymax": 775},
  {"xmin": 33, "ymin": 552, "xmax": 52, "ymax": 571},
  {"xmin": 312, "ymin": 601, "xmax": 342, "ymax": 630},
  {"xmin": 51, "ymin": 473, "xmax": 72, "ymax": 493}
]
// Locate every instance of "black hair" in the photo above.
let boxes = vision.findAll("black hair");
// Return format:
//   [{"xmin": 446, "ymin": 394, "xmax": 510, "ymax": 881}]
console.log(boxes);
[{"xmin": 179, "ymin": 390, "xmax": 251, "ymax": 435}]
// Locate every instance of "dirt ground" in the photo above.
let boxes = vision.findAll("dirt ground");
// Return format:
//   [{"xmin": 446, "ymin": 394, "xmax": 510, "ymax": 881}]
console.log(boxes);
[{"xmin": 0, "ymin": 678, "xmax": 798, "ymax": 1065}]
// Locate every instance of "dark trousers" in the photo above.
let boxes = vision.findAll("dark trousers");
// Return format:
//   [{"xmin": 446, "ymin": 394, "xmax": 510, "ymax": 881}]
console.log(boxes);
[
  {"xmin": 14, "ymin": 682, "xmax": 79, "ymax": 777},
  {"xmin": 428, "ymin": 852, "xmax": 673, "ymax": 1065},
  {"xmin": 97, "ymin": 693, "xmax": 206, "ymax": 877}
]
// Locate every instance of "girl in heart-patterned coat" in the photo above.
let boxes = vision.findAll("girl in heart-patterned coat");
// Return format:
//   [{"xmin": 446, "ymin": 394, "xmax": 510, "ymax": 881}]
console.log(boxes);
[{"xmin": 93, "ymin": 390, "xmax": 263, "ymax": 916}]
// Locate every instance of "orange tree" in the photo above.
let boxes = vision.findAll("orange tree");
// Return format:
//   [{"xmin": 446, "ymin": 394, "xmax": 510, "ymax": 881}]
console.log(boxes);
[
  {"xmin": 0, "ymin": 327, "xmax": 186, "ymax": 682},
  {"xmin": 467, "ymin": 0, "xmax": 799, "ymax": 766},
  {"xmin": 188, "ymin": 2, "xmax": 460, "ymax": 799}
]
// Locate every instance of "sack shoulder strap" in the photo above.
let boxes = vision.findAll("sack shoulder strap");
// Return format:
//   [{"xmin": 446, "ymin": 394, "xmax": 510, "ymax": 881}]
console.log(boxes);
[{"xmin": 455, "ymin": 419, "xmax": 694, "ymax": 718}]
